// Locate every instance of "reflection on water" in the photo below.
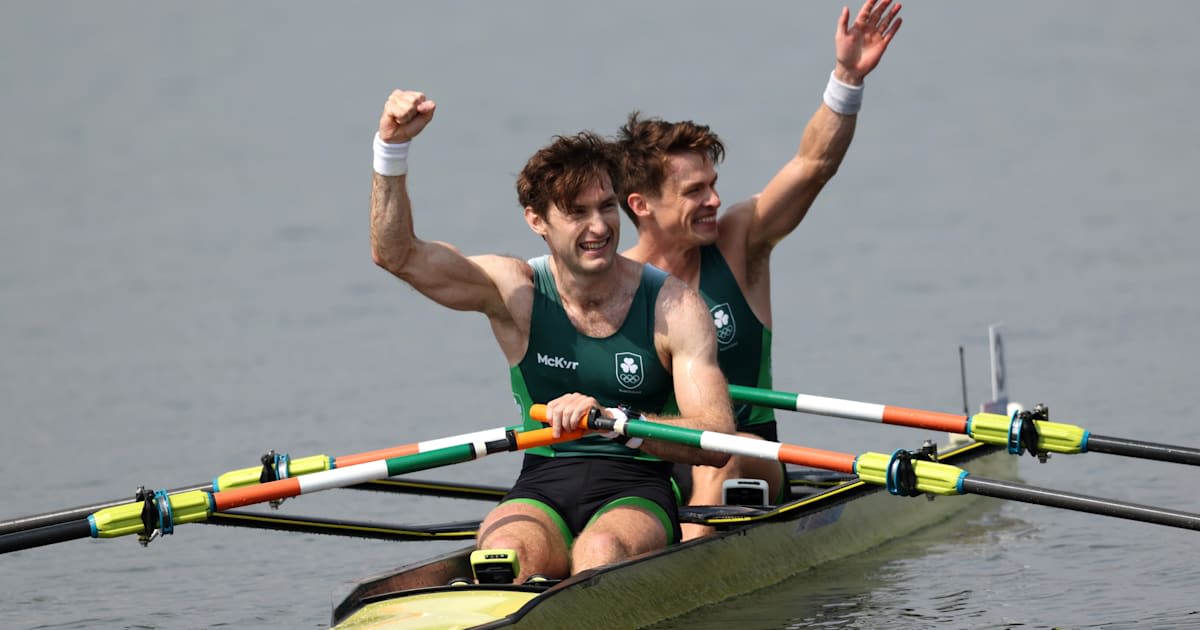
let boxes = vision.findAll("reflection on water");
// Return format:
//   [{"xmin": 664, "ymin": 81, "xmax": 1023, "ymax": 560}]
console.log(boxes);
[{"xmin": 649, "ymin": 502, "xmax": 1030, "ymax": 630}]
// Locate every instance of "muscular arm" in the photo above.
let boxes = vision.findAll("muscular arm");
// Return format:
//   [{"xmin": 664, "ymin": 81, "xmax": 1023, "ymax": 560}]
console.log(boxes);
[
  {"xmin": 639, "ymin": 277, "xmax": 735, "ymax": 466},
  {"xmin": 371, "ymin": 173, "xmax": 514, "ymax": 319},
  {"xmin": 369, "ymin": 89, "xmax": 527, "ymax": 323},
  {"xmin": 728, "ymin": 0, "xmax": 903, "ymax": 278},
  {"xmin": 369, "ymin": 90, "xmax": 533, "ymax": 365},
  {"xmin": 739, "ymin": 102, "xmax": 856, "ymax": 259}
]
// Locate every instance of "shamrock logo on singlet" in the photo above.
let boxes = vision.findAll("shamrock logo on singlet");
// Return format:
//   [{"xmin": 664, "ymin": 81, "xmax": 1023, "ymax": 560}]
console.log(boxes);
[
  {"xmin": 615, "ymin": 352, "xmax": 644, "ymax": 389},
  {"xmin": 710, "ymin": 303, "xmax": 736, "ymax": 347}
]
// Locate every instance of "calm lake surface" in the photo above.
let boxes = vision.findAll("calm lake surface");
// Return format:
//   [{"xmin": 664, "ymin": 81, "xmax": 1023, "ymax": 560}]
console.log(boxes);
[{"xmin": 3, "ymin": 2, "xmax": 1198, "ymax": 628}]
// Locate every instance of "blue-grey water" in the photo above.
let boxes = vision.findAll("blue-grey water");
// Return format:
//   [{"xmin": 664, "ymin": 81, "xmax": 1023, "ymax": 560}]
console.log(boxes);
[{"xmin": 3, "ymin": 2, "xmax": 1198, "ymax": 628}]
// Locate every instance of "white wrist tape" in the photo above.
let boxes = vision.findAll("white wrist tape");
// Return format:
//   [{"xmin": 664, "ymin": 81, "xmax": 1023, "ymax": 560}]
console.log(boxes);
[
  {"xmin": 822, "ymin": 71, "xmax": 864, "ymax": 116},
  {"xmin": 603, "ymin": 407, "xmax": 643, "ymax": 450},
  {"xmin": 373, "ymin": 133, "xmax": 411, "ymax": 176},
  {"xmin": 600, "ymin": 407, "xmax": 626, "ymax": 439}
]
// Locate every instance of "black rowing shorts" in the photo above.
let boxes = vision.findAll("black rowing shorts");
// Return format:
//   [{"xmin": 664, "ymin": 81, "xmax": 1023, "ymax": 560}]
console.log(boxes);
[{"xmin": 501, "ymin": 454, "xmax": 681, "ymax": 546}]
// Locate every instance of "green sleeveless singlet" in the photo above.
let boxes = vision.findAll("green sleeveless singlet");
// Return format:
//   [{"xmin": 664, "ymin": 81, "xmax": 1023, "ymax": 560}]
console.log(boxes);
[
  {"xmin": 511, "ymin": 256, "xmax": 675, "ymax": 458},
  {"xmin": 698, "ymin": 245, "xmax": 775, "ymax": 429}
]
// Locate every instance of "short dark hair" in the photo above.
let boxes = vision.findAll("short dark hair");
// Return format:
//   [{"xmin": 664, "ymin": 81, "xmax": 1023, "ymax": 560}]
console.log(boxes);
[
  {"xmin": 517, "ymin": 131, "xmax": 622, "ymax": 219},
  {"xmin": 615, "ymin": 112, "xmax": 725, "ymax": 225}
]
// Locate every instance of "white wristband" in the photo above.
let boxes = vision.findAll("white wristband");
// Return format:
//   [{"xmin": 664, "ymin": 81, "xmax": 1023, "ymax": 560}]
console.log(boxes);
[
  {"xmin": 373, "ymin": 133, "xmax": 411, "ymax": 176},
  {"xmin": 822, "ymin": 71, "xmax": 864, "ymax": 116}
]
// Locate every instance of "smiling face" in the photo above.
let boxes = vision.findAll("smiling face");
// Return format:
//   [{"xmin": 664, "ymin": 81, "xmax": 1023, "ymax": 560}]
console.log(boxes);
[
  {"xmin": 644, "ymin": 151, "xmax": 722, "ymax": 246},
  {"xmin": 526, "ymin": 172, "xmax": 621, "ymax": 276}
]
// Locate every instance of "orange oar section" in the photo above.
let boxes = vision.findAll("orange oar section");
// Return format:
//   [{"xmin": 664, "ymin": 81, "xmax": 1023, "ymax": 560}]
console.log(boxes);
[
  {"xmin": 337, "ymin": 444, "xmax": 420, "ymax": 467},
  {"xmin": 215, "ymin": 478, "xmax": 304, "ymax": 510},
  {"xmin": 881, "ymin": 406, "xmax": 967, "ymax": 433},
  {"xmin": 777, "ymin": 444, "xmax": 857, "ymax": 474}
]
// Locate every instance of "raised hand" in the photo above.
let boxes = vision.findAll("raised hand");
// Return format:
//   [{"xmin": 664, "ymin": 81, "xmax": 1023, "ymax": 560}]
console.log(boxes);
[
  {"xmin": 378, "ymin": 89, "xmax": 437, "ymax": 144},
  {"xmin": 835, "ymin": 0, "xmax": 902, "ymax": 84}
]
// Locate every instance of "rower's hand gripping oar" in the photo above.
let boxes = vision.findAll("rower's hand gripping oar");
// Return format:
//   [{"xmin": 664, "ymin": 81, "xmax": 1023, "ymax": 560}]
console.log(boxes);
[
  {"xmin": 0, "ymin": 423, "xmax": 582, "ymax": 555},
  {"xmin": 562, "ymin": 406, "xmax": 1200, "ymax": 532},
  {"xmin": 729, "ymin": 385, "xmax": 1200, "ymax": 467}
]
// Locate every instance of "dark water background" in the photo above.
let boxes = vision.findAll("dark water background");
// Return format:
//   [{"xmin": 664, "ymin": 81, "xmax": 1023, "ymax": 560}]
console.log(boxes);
[{"xmin": 3, "ymin": 2, "xmax": 1198, "ymax": 628}]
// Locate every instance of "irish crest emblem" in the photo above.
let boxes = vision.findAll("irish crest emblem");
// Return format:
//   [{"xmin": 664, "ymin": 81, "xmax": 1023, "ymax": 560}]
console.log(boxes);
[
  {"xmin": 710, "ymin": 303, "xmax": 736, "ymax": 347},
  {"xmin": 615, "ymin": 352, "xmax": 644, "ymax": 389}
]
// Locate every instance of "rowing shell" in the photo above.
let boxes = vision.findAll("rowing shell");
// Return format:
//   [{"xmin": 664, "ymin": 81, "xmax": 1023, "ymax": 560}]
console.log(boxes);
[{"xmin": 330, "ymin": 436, "xmax": 1016, "ymax": 629}]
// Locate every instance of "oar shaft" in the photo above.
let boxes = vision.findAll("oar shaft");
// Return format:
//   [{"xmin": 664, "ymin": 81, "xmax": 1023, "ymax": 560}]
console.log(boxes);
[
  {"xmin": 1, "ymin": 425, "xmax": 520, "ymax": 537},
  {"xmin": 530, "ymin": 403, "xmax": 860, "ymax": 472},
  {"xmin": 0, "ymin": 483, "xmax": 210, "ymax": 536},
  {"xmin": 728, "ymin": 384, "xmax": 967, "ymax": 433},
  {"xmin": 1085, "ymin": 434, "xmax": 1200, "ymax": 466},
  {"xmin": 213, "ymin": 427, "xmax": 571, "ymax": 511},
  {"xmin": 733, "ymin": 385, "xmax": 1200, "ymax": 468},
  {"xmin": 961, "ymin": 477, "xmax": 1200, "ymax": 531},
  {"xmin": 0, "ymin": 519, "xmax": 93, "ymax": 554},
  {"xmin": 578, "ymin": 409, "xmax": 859, "ymax": 473},
  {"xmin": 1, "ymin": 425, "xmax": 578, "ymax": 554},
  {"xmin": 334, "ymin": 425, "xmax": 514, "ymax": 468},
  {"xmin": 588, "ymin": 409, "xmax": 1200, "ymax": 532}
]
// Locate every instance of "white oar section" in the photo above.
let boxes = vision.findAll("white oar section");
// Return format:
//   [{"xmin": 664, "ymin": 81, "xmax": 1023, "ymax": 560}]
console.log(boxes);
[
  {"xmin": 791, "ymin": 394, "xmax": 887, "ymax": 423},
  {"xmin": 699, "ymin": 432, "xmax": 785, "ymax": 459},
  {"xmin": 296, "ymin": 459, "xmax": 395, "ymax": 494},
  {"xmin": 417, "ymin": 428, "xmax": 508, "ymax": 453}
]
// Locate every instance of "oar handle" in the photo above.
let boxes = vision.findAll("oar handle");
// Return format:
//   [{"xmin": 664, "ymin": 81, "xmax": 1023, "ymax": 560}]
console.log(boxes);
[{"xmin": 528, "ymin": 404, "xmax": 603, "ymax": 431}]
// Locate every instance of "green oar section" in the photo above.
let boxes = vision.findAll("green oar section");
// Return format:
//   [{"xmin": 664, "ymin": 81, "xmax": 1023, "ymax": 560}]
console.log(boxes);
[
  {"xmin": 729, "ymin": 384, "xmax": 1200, "ymax": 466},
  {"xmin": 590, "ymin": 410, "xmax": 1200, "ymax": 531}
]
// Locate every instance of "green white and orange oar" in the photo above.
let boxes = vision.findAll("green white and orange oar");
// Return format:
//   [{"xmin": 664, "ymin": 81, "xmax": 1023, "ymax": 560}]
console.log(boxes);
[
  {"xmin": 559, "ymin": 408, "xmax": 1200, "ymax": 531},
  {"xmin": 0, "ymin": 424, "xmax": 519, "ymax": 537},
  {"xmin": 0, "ymin": 421, "xmax": 578, "ymax": 555},
  {"xmin": 729, "ymin": 385, "xmax": 1200, "ymax": 467}
]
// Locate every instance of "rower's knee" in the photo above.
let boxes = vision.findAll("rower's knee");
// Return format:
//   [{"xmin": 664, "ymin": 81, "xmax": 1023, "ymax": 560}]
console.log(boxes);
[
  {"xmin": 478, "ymin": 505, "xmax": 569, "ymax": 580},
  {"xmin": 572, "ymin": 530, "xmax": 625, "ymax": 569}
]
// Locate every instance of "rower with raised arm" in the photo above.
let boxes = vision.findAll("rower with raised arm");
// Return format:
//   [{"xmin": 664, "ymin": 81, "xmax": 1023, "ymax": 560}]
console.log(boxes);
[
  {"xmin": 615, "ymin": 0, "xmax": 903, "ymax": 540},
  {"xmin": 370, "ymin": 89, "xmax": 734, "ymax": 581}
]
